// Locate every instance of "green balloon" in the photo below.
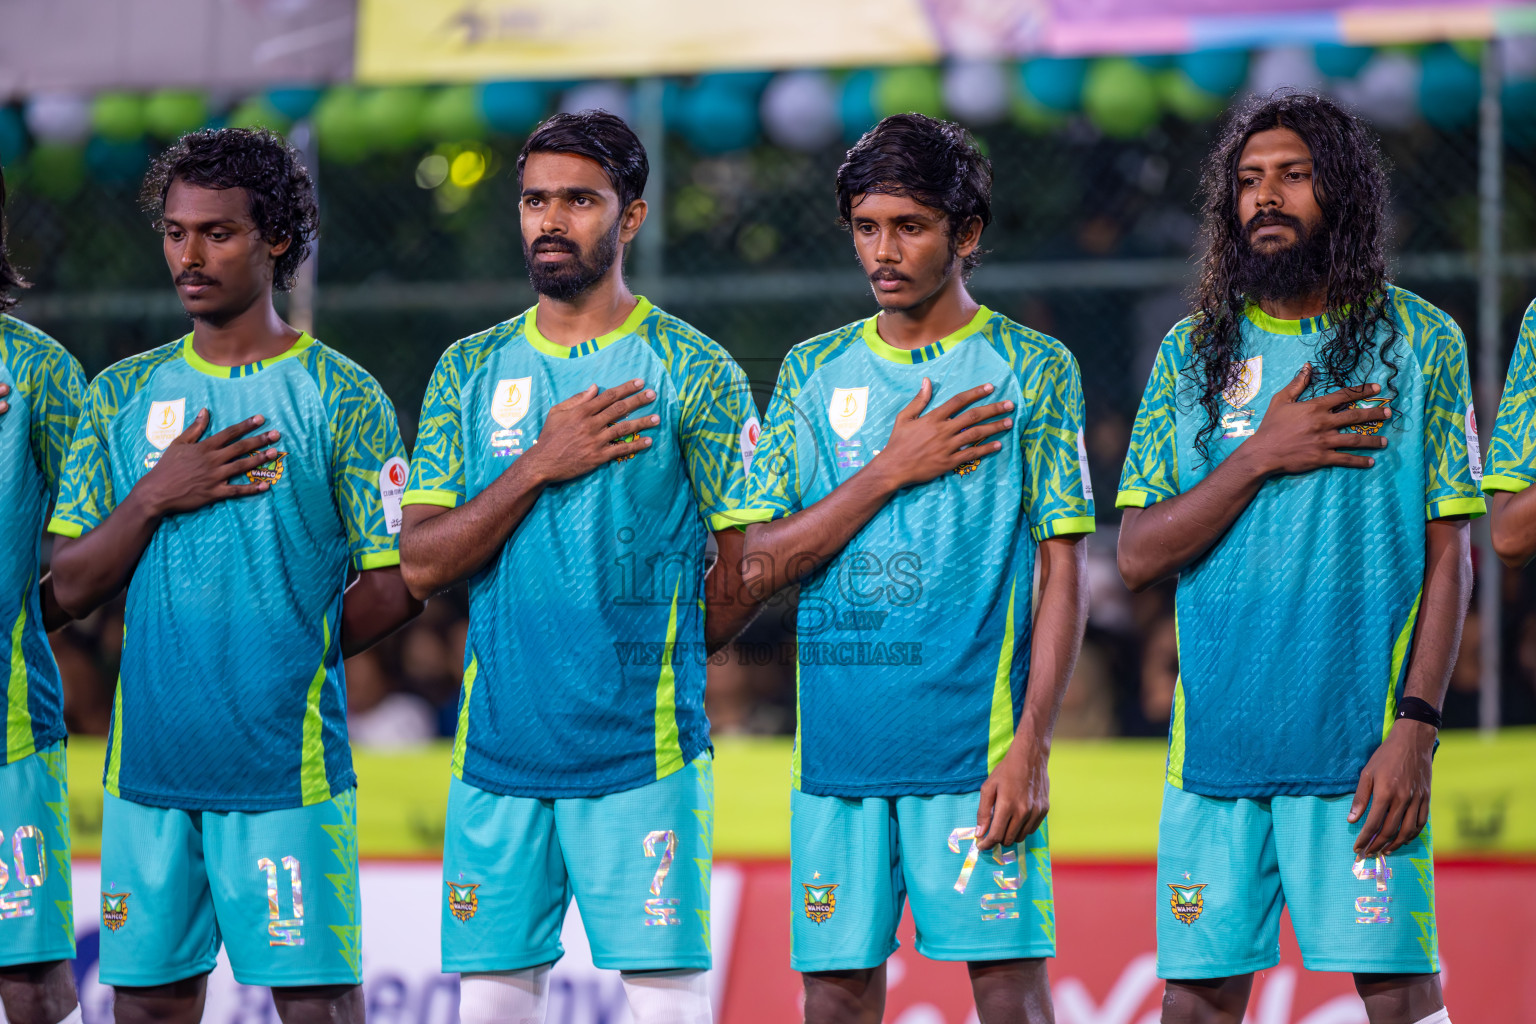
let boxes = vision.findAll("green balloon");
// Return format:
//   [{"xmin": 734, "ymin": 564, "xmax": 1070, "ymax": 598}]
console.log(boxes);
[
  {"xmin": 422, "ymin": 86, "xmax": 487, "ymax": 142},
  {"xmin": 1157, "ymin": 69, "xmax": 1225, "ymax": 122},
  {"xmin": 1083, "ymin": 59, "xmax": 1160, "ymax": 139},
  {"xmin": 313, "ymin": 88, "xmax": 371, "ymax": 164},
  {"xmin": 27, "ymin": 144, "xmax": 86, "ymax": 201},
  {"xmin": 226, "ymin": 97, "xmax": 291, "ymax": 132},
  {"xmin": 358, "ymin": 87, "xmax": 427, "ymax": 152},
  {"xmin": 144, "ymin": 90, "xmax": 209, "ymax": 138},
  {"xmin": 1009, "ymin": 90, "xmax": 1067, "ymax": 133},
  {"xmin": 873, "ymin": 66, "xmax": 944, "ymax": 119},
  {"xmin": 92, "ymin": 92, "xmax": 146, "ymax": 142}
]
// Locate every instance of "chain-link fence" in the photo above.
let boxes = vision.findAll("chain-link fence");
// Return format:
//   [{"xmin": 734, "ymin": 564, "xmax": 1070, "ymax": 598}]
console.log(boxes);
[{"xmin": 10, "ymin": 97, "xmax": 1536, "ymax": 743}]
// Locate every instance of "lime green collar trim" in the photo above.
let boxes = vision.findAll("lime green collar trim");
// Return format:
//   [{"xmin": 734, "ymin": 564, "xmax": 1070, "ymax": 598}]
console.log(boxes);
[
  {"xmin": 1244, "ymin": 303, "xmax": 1330, "ymax": 336},
  {"xmin": 523, "ymin": 296, "xmax": 654, "ymax": 358},
  {"xmin": 180, "ymin": 332, "xmax": 313, "ymax": 378},
  {"xmin": 861, "ymin": 306, "xmax": 993, "ymax": 364}
]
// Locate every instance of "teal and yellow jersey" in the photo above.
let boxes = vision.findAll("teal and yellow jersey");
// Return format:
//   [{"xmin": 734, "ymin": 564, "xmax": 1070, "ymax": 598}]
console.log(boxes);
[
  {"xmin": 0, "ymin": 315, "xmax": 85, "ymax": 766},
  {"xmin": 48, "ymin": 333, "xmax": 407, "ymax": 811},
  {"xmin": 1117, "ymin": 286, "xmax": 1485, "ymax": 798},
  {"xmin": 1484, "ymin": 298, "xmax": 1536, "ymax": 493},
  {"xmin": 744, "ymin": 307, "xmax": 1095, "ymax": 797},
  {"xmin": 404, "ymin": 298, "xmax": 756, "ymax": 799}
]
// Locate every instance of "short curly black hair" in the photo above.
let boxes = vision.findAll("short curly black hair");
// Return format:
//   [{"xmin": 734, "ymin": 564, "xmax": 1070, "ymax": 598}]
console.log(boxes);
[
  {"xmin": 836, "ymin": 113, "xmax": 993, "ymax": 277},
  {"xmin": 0, "ymin": 167, "xmax": 26, "ymax": 313},
  {"xmin": 141, "ymin": 128, "xmax": 318, "ymax": 292}
]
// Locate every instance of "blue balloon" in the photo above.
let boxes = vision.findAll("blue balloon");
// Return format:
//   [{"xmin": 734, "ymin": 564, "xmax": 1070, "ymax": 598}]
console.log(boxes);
[
  {"xmin": 1177, "ymin": 49, "xmax": 1249, "ymax": 96},
  {"xmin": 1132, "ymin": 54, "xmax": 1174, "ymax": 71},
  {"xmin": 479, "ymin": 81, "xmax": 547, "ymax": 135},
  {"xmin": 1504, "ymin": 80, "xmax": 1536, "ymax": 149},
  {"xmin": 85, "ymin": 137, "xmax": 149, "ymax": 183},
  {"xmin": 1419, "ymin": 45, "xmax": 1480, "ymax": 131},
  {"xmin": 679, "ymin": 78, "xmax": 758, "ymax": 154},
  {"xmin": 702, "ymin": 71, "xmax": 773, "ymax": 95},
  {"xmin": 265, "ymin": 86, "xmax": 322, "ymax": 120},
  {"xmin": 841, "ymin": 69, "xmax": 879, "ymax": 141},
  {"xmin": 0, "ymin": 107, "xmax": 26, "ymax": 165},
  {"xmin": 1314, "ymin": 44, "xmax": 1373, "ymax": 79},
  {"xmin": 1020, "ymin": 58, "xmax": 1088, "ymax": 112}
]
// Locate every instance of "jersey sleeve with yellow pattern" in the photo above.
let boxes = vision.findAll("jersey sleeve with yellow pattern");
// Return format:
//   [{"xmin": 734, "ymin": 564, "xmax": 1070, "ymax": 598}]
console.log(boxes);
[
  {"xmin": 1485, "ymin": 299, "xmax": 1536, "ymax": 494},
  {"xmin": 742, "ymin": 332, "xmax": 851, "ymax": 523},
  {"xmin": 1402, "ymin": 293, "xmax": 1486, "ymax": 520},
  {"xmin": 18, "ymin": 331, "xmax": 87, "ymax": 499},
  {"xmin": 999, "ymin": 329, "xmax": 1096, "ymax": 540},
  {"xmin": 303, "ymin": 347, "xmax": 409, "ymax": 570},
  {"xmin": 48, "ymin": 343, "xmax": 179, "ymax": 538},
  {"xmin": 1116, "ymin": 322, "xmax": 1188, "ymax": 509},
  {"xmin": 403, "ymin": 329, "xmax": 502, "ymax": 510},
  {"xmin": 646, "ymin": 315, "xmax": 757, "ymax": 530}
]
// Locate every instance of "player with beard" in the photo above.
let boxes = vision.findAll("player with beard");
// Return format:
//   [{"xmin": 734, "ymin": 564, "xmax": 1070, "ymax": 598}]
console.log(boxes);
[
  {"xmin": 48, "ymin": 128, "xmax": 422, "ymax": 1024},
  {"xmin": 1117, "ymin": 93, "xmax": 1473, "ymax": 1024},
  {"xmin": 0, "ymin": 168, "xmax": 88, "ymax": 1024},
  {"xmin": 741, "ymin": 114, "xmax": 1092, "ymax": 1023},
  {"xmin": 399, "ymin": 111, "xmax": 760, "ymax": 1024}
]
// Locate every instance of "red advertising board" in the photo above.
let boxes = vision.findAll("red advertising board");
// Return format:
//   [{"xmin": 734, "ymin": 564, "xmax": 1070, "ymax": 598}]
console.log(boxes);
[{"xmin": 721, "ymin": 861, "xmax": 1536, "ymax": 1023}]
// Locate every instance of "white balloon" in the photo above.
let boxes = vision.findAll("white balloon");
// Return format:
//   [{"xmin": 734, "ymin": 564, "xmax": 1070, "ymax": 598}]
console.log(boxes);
[
  {"xmin": 943, "ymin": 60, "xmax": 1010, "ymax": 125},
  {"xmin": 24, "ymin": 92, "xmax": 91, "ymax": 144},
  {"xmin": 760, "ymin": 71, "xmax": 839, "ymax": 151},
  {"xmin": 1248, "ymin": 46, "xmax": 1325, "ymax": 97},
  {"xmin": 1502, "ymin": 36, "xmax": 1536, "ymax": 83},
  {"xmin": 1333, "ymin": 52, "xmax": 1420, "ymax": 129},
  {"xmin": 560, "ymin": 81, "xmax": 632, "ymax": 124}
]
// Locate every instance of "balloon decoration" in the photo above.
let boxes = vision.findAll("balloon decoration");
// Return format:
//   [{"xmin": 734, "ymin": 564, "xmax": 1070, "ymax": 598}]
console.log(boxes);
[
  {"xmin": 559, "ymin": 81, "xmax": 631, "ymax": 123},
  {"xmin": 1418, "ymin": 44, "xmax": 1480, "ymax": 131},
  {"xmin": 839, "ymin": 69, "xmax": 879, "ymax": 142},
  {"xmin": 478, "ymin": 81, "xmax": 547, "ymax": 136},
  {"xmin": 1177, "ymin": 49, "xmax": 1249, "ymax": 96},
  {"xmin": 678, "ymin": 74, "xmax": 761, "ymax": 154},
  {"xmin": 266, "ymin": 87, "xmax": 323, "ymax": 121},
  {"xmin": 1504, "ymin": 79, "xmax": 1536, "ymax": 149},
  {"xmin": 1083, "ymin": 58, "xmax": 1159, "ymax": 138},
  {"xmin": 0, "ymin": 108, "xmax": 26, "ymax": 165},
  {"xmin": 226, "ymin": 96, "xmax": 290, "ymax": 133},
  {"xmin": 25, "ymin": 144, "xmax": 87, "ymax": 201},
  {"xmin": 143, "ymin": 90, "xmax": 209, "ymax": 139},
  {"xmin": 85, "ymin": 137, "xmax": 149, "ymax": 183},
  {"xmin": 24, "ymin": 94, "xmax": 92, "ymax": 145},
  {"xmin": 1157, "ymin": 69, "xmax": 1225, "ymax": 122},
  {"xmin": 760, "ymin": 71, "xmax": 840, "ymax": 152},
  {"xmin": 1314, "ymin": 43, "xmax": 1373, "ymax": 79},
  {"xmin": 1249, "ymin": 46, "xmax": 1325, "ymax": 96},
  {"xmin": 1335, "ymin": 51, "xmax": 1420, "ymax": 129},
  {"xmin": 1020, "ymin": 58, "xmax": 1088, "ymax": 112},
  {"xmin": 422, "ymin": 86, "xmax": 488, "ymax": 141},
  {"xmin": 874, "ymin": 66, "xmax": 944, "ymax": 119},
  {"xmin": 91, "ymin": 92, "xmax": 146, "ymax": 143},
  {"xmin": 312, "ymin": 87, "xmax": 371, "ymax": 164},
  {"xmin": 943, "ymin": 60, "xmax": 1010, "ymax": 125}
]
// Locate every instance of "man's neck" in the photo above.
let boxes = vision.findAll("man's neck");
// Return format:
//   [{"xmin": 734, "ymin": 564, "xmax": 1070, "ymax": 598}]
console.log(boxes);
[
  {"xmin": 534, "ymin": 272, "xmax": 637, "ymax": 347},
  {"xmin": 1255, "ymin": 289, "xmax": 1327, "ymax": 322},
  {"xmin": 190, "ymin": 297, "xmax": 301, "ymax": 366},
  {"xmin": 873, "ymin": 277, "xmax": 981, "ymax": 351}
]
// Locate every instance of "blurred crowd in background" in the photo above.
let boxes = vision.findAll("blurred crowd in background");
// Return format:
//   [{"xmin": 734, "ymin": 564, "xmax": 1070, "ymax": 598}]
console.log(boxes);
[{"xmin": 13, "ymin": 41, "xmax": 1536, "ymax": 746}]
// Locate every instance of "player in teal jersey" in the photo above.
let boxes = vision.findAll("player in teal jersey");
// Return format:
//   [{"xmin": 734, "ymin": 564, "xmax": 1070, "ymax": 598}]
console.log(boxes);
[
  {"xmin": 740, "ymin": 115, "xmax": 1092, "ymax": 1024},
  {"xmin": 1117, "ymin": 95, "xmax": 1470, "ymax": 1024},
  {"xmin": 1484, "ymin": 301, "xmax": 1536, "ymax": 566},
  {"xmin": 398, "ymin": 112, "xmax": 759, "ymax": 1024},
  {"xmin": 0, "ymin": 168, "xmax": 87, "ymax": 1024},
  {"xmin": 46, "ymin": 130, "xmax": 421, "ymax": 1024}
]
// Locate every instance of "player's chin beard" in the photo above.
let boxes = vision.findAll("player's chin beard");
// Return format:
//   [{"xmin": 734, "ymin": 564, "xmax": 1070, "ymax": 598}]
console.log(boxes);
[
  {"xmin": 525, "ymin": 219, "xmax": 621, "ymax": 301},
  {"xmin": 1234, "ymin": 215, "xmax": 1331, "ymax": 305}
]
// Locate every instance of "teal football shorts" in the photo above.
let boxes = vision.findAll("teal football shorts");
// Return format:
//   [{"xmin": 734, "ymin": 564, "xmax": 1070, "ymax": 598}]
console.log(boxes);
[
  {"xmin": 441, "ymin": 753, "xmax": 713, "ymax": 973},
  {"xmin": 1157, "ymin": 782, "xmax": 1438, "ymax": 979},
  {"xmin": 0, "ymin": 741, "xmax": 73, "ymax": 967},
  {"xmin": 98, "ymin": 787, "xmax": 361, "ymax": 987},
  {"xmin": 790, "ymin": 789, "xmax": 1055, "ymax": 972}
]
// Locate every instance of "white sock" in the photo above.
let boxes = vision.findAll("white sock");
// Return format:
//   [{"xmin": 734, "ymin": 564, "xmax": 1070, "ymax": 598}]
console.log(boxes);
[
  {"xmin": 56, "ymin": 1007, "xmax": 83, "ymax": 1024},
  {"xmin": 620, "ymin": 968, "xmax": 712, "ymax": 1024},
  {"xmin": 1410, "ymin": 1010, "xmax": 1450, "ymax": 1024},
  {"xmin": 459, "ymin": 966, "xmax": 551, "ymax": 1024}
]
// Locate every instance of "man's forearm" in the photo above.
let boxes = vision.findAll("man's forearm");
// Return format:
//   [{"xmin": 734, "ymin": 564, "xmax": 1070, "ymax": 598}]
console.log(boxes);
[
  {"xmin": 1488, "ymin": 489, "xmax": 1536, "ymax": 568},
  {"xmin": 1015, "ymin": 535, "xmax": 1089, "ymax": 748},
  {"xmin": 341, "ymin": 566, "xmax": 426, "ymax": 658},
  {"xmin": 399, "ymin": 458, "xmax": 549, "ymax": 599},
  {"xmin": 50, "ymin": 491, "xmax": 163, "ymax": 617},
  {"xmin": 1400, "ymin": 519, "xmax": 1472, "ymax": 711},
  {"xmin": 740, "ymin": 462, "xmax": 902, "ymax": 599},
  {"xmin": 704, "ymin": 527, "xmax": 760, "ymax": 653},
  {"xmin": 1117, "ymin": 447, "xmax": 1271, "ymax": 591}
]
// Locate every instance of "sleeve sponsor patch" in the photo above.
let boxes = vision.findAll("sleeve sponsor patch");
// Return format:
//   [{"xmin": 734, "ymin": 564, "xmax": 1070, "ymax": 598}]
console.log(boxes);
[
  {"xmin": 380, "ymin": 456, "xmax": 409, "ymax": 534},
  {"xmin": 1466, "ymin": 407, "xmax": 1483, "ymax": 481},
  {"xmin": 1077, "ymin": 429, "xmax": 1094, "ymax": 500},
  {"xmin": 740, "ymin": 416, "xmax": 761, "ymax": 478}
]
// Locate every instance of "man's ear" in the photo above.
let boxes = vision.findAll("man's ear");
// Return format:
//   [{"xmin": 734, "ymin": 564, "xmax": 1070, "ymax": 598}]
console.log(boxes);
[
  {"xmin": 618, "ymin": 199, "xmax": 648, "ymax": 245},
  {"xmin": 269, "ymin": 235, "xmax": 293, "ymax": 258},
  {"xmin": 953, "ymin": 216, "xmax": 983, "ymax": 259}
]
